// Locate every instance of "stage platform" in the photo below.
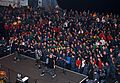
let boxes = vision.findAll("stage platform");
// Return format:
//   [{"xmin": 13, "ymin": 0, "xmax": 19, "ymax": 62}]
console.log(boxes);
[{"xmin": 0, "ymin": 54, "xmax": 87, "ymax": 83}]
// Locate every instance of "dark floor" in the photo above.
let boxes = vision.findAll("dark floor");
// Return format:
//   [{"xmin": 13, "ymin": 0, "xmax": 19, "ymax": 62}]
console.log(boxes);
[{"xmin": 0, "ymin": 54, "xmax": 87, "ymax": 83}]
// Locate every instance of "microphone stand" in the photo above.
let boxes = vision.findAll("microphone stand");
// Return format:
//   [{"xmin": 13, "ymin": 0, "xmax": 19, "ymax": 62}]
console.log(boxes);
[
  {"xmin": 8, "ymin": 68, "xmax": 12, "ymax": 83},
  {"xmin": 35, "ymin": 79, "xmax": 38, "ymax": 83}
]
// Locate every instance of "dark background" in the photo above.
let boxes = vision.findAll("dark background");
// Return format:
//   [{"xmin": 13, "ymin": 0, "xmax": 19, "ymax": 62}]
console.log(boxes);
[{"xmin": 57, "ymin": 0, "xmax": 120, "ymax": 14}]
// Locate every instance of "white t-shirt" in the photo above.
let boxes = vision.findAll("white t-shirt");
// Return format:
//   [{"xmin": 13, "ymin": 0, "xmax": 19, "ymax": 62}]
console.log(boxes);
[
  {"xmin": 100, "ymin": 39, "xmax": 106, "ymax": 45},
  {"xmin": 81, "ymin": 60, "xmax": 85, "ymax": 68}
]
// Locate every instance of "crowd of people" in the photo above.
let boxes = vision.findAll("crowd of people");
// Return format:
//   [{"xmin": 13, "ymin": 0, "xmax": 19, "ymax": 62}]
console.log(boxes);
[{"xmin": 0, "ymin": 5, "xmax": 120, "ymax": 83}]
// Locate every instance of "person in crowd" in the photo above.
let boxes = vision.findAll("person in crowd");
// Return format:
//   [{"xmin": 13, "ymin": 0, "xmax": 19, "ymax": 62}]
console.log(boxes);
[
  {"xmin": 71, "ymin": 55, "xmax": 76, "ymax": 71},
  {"xmin": 66, "ymin": 54, "xmax": 71, "ymax": 70},
  {"xmin": 76, "ymin": 57, "xmax": 81, "ymax": 73}
]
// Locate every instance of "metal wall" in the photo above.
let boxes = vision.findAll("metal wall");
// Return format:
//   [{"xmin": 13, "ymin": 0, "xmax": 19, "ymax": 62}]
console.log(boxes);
[
  {"xmin": 28, "ymin": 0, "xmax": 57, "ymax": 9},
  {"xmin": 0, "ymin": 0, "xmax": 19, "ymax": 7},
  {"xmin": 0, "ymin": 0, "xmax": 28, "ymax": 7}
]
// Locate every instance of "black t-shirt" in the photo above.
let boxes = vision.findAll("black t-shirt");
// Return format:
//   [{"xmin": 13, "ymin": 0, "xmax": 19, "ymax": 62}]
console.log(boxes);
[{"xmin": 48, "ymin": 58, "xmax": 54, "ymax": 69}]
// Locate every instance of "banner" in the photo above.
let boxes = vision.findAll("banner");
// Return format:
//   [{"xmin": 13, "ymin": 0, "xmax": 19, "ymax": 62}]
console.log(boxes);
[
  {"xmin": 20, "ymin": 0, "xmax": 28, "ymax": 6},
  {"xmin": 0, "ymin": 0, "xmax": 18, "ymax": 7}
]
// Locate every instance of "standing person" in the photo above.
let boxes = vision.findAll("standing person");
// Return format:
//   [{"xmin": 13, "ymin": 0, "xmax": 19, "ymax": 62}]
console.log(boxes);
[
  {"xmin": 98, "ymin": 58, "xmax": 103, "ymax": 70},
  {"xmin": 35, "ymin": 48, "xmax": 42, "ymax": 69},
  {"xmin": 76, "ymin": 57, "xmax": 81, "ymax": 73},
  {"xmin": 71, "ymin": 55, "xmax": 76, "ymax": 71},
  {"xmin": 66, "ymin": 55, "xmax": 71, "ymax": 70},
  {"xmin": 104, "ymin": 62, "xmax": 110, "ymax": 78},
  {"xmin": 40, "ymin": 54, "xmax": 56, "ymax": 78}
]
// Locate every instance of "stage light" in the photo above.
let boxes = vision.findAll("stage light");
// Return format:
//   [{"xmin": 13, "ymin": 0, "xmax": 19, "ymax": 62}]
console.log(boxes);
[
  {"xmin": 17, "ymin": 17, "xmax": 21, "ymax": 20},
  {"xmin": 13, "ymin": 22, "xmax": 17, "ymax": 26},
  {"xmin": 18, "ymin": 20, "xmax": 21, "ymax": 24}
]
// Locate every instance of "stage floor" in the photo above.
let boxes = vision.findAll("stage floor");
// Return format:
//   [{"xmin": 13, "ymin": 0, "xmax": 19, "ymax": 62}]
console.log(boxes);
[{"xmin": 0, "ymin": 54, "xmax": 87, "ymax": 83}]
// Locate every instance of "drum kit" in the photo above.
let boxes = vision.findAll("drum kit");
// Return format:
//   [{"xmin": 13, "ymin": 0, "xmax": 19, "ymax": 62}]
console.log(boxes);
[{"xmin": 0, "ymin": 70, "xmax": 7, "ymax": 83}]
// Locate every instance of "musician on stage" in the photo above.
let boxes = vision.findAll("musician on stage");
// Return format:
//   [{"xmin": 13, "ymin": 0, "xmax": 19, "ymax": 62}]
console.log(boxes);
[
  {"xmin": 35, "ymin": 43, "xmax": 42, "ymax": 69},
  {"xmin": 40, "ymin": 53, "xmax": 56, "ymax": 78}
]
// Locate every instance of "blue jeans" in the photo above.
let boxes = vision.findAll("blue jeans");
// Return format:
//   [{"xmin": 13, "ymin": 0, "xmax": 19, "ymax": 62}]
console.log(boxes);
[{"xmin": 71, "ymin": 62, "xmax": 76, "ymax": 71}]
